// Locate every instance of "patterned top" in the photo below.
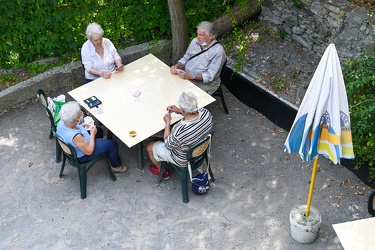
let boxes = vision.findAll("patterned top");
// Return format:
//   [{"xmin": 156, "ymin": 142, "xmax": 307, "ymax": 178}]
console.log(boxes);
[
  {"xmin": 81, "ymin": 38, "xmax": 121, "ymax": 80},
  {"xmin": 165, "ymin": 108, "xmax": 213, "ymax": 166},
  {"xmin": 178, "ymin": 38, "xmax": 226, "ymax": 88}
]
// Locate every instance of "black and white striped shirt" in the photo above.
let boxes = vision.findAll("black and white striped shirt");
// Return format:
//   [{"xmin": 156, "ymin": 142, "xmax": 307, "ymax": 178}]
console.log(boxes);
[{"xmin": 165, "ymin": 108, "xmax": 213, "ymax": 166}]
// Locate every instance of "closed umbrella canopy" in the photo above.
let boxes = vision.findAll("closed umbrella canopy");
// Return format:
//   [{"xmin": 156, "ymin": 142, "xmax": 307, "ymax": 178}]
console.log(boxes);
[
  {"xmin": 284, "ymin": 44, "xmax": 354, "ymax": 164},
  {"xmin": 284, "ymin": 44, "xmax": 354, "ymax": 217}
]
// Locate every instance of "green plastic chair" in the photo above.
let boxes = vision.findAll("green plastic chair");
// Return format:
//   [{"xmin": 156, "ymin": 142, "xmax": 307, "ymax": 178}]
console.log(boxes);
[
  {"xmin": 368, "ymin": 189, "xmax": 375, "ymax": 216},
  {"xmin": 56, "ymin": 134, "xmax": 116, "ymax": 199},
  {"xmin": 36, "ymin": 89, "xmax": 62, "ymax": 163},
  {"xmin": 212, "ymin": 59, "xmax": 229, "ymax": 115},
  {"xmin": 158, "ymin": 132, "xmax": 215, "ymax": 203}
]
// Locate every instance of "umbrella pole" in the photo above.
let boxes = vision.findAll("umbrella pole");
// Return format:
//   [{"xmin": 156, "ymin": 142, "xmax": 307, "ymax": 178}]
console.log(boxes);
[{"xmin": 306, "ymin": 156, "xmax": 319, "ymax": 217}]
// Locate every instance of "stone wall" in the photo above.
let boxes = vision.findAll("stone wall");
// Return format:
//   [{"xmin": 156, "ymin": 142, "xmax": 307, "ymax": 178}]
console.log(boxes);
[
  {"xmin": 260, "ymin": 0, "xmax": 374, "ymax": 61},
  {"xmin": 0, "ymin": 40, "xmax": 171, "ymax": 111}
]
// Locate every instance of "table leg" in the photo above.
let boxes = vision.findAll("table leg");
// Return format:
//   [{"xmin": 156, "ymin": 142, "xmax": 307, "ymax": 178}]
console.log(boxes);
[
  {"xmin": 137, "ymin": 141, "xmax": 144, "ymax": 170},
  {"xmin": 107, "ymin": 128, "xmax": 113, "ymax": 140}
]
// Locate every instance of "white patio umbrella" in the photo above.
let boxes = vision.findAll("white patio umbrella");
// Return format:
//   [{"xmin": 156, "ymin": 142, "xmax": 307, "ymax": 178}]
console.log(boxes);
[{"xmin": 284, "ymin": 44, "xmax": 354, "ymax": 216}]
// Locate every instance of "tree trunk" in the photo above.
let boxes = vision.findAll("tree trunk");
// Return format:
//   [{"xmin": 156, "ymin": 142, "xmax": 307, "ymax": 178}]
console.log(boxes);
[
  {"xmin": 213, "ymin": 0, "xmax": 263, "ymax": 38},
  {"xmin": 167, "ymin": 0, "xmax": 188, "ymax": 64},
  {"xmin": 167, "ymin": 0, "xmax": 262, "ymax": 63}
]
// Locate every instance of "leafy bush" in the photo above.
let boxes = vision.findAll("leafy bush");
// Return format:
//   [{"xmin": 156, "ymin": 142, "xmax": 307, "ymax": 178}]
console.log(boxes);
[
  {"xmin": 343, "ymin": 52, "xmax": 375, "ymax": 180},
  {"xmin": 0, "ymin": 0, "xmax": 172, "ymax": 68},
  {"xmin": 0, "ymin": 0, "xmax": 234, "ymax": 69},
  {"xmin": 1, "ymin": 1, "xmax": 95, "ymax": 68}
]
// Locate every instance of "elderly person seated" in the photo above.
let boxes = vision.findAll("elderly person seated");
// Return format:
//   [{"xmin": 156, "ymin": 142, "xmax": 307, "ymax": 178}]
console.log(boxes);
[
  {"xmin": 170, "ymin": 21, "xmax": 226, "ymax": 95},
  {"xmin": 146, "ymin": 92, "xmax": 213, "ymax": 180},
  {"xmin": 81, "ymin": 22, "xmax": 124, "ymax": 83},
  {"xmin": 57, "ymin": 101, "xmax": 128, "ymax": 173}
]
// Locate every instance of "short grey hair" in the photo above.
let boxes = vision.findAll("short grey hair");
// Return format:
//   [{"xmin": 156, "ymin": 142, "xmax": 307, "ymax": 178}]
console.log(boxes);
[
  {"xmin": 86, "ymin": 22, "xmax": 104, "ymax": 40},
  {"xmin": 178, "ymin": 92, "xmax": 199, "ymax": 114},
  {"xmin": 197, "ymin": 21, "xmax": 216, "ymax": 39},
  {"xmin": 59, "ymin": 101, "xmax": 81, "ymax": 125}
]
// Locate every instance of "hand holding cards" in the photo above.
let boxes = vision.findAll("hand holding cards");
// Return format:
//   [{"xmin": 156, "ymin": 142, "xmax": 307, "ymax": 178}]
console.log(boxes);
[
  {"xmin": 83, "ymin": 116, "xmax": 95, "ymax": 130},
  {"xmin": 115, "ymin": 65, "xmax": 124, "ymax": 71}
]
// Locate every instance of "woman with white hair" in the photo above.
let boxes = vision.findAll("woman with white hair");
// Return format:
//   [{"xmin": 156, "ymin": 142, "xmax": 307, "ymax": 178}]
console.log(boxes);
[
  {"xmin": 57, "ymin": 101, "xmax": 128, "ymax": 173},
  {"xmin": 81, "ymin": 22, "xmax": 124, "ymax": 83},
  {"xmin": 146, "ymin": 92, "xmax": 213, "ymax": 180}
]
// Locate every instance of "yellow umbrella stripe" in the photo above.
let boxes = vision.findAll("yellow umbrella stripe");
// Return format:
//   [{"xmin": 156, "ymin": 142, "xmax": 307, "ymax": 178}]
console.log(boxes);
[
  {"xmin": 342, "ymin": 146, "xmax": 355, "ymax": 158},
  {"xmin": 319, "ymin": 128, "xmax": 340, "ymax": 144},
  {"xmin": 341, "ymin": 130, "xmax": 353, "ymax": 144},
  {"xmin": 318, "ymin": 142, "xmax": 337, "ymax": 163}
]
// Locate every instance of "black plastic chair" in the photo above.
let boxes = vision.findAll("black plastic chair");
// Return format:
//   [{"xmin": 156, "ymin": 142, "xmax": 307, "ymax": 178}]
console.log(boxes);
[
  {"xmin": 368, "ymin": 189, "xmax": 375, "ymax": 216},
  {"xmin": 36, "ymin": 89, "xmax": 62, "ymax": 163},
  {"xmin": 212, "ymin": 59, "xmax": 229, "ymax": 115},
  {"xmin": 158, "ymin": 133, "xmax": 215, "ymax": 203},
  {"xmin": 56, "ymin": 134, "xmax": 116, "ymax": 199}
]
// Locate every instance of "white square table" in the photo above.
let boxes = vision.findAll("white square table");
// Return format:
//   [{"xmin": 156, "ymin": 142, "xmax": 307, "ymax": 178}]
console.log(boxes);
[
  {"xmin": 68, "ymin": 53, "xmax": 215, "ymax": 169},
  {"xmin": 333, "ymin": 217, "xmax": 375, "ymax": 250}
]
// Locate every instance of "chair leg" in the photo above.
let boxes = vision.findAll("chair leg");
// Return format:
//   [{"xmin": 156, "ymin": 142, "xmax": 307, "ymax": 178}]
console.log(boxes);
[
  {"xmin": 208, "ymin": 164, "xmax": 215, "ymax": 182},
  {"xmin": 157, "ymin": 162, "xmax": 166, "ymax": 184},
  {"xmin": 78, "ymin": 166, "xmax": 87, "ymax": 199},
  {"xmin": 104, "ymin": 156, "xmax": 117, "ymax": 181},
  {"xmin": 59, "ymin": 155, "xmax": 66, "ymax": 178},
  {"xmin": 137, "ymin": 142, "xmax": 144, "ymax": 170},
  {"xmin": 181, "ymin": 168, "xmax": 189, "ymax": 203},
  {"xmin": 213, "ymin": 86, "xmax": 229, "ymax": 115},
  {"xmin": 106, "ymin": 129, "xmax": 113, "ymax": 139},
  {"xmin": 55, "ymin": 138, "xmax": 62, "ymax": 163}
]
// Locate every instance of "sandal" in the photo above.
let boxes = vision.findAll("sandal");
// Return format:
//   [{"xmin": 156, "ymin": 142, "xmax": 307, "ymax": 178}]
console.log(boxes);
[{"xmin": 112, "ymin": 165, "xmax": 129, "ymax": 173}]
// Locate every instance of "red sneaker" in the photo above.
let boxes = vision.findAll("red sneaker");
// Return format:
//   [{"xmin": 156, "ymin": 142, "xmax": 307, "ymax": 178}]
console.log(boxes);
[
  {"xmin": 162, "ymin": 170, "xmax": 170, "ymax": 180},
  {"xmin": 148, "ymin": 165, "xmax": 170, "ymax": 180}
]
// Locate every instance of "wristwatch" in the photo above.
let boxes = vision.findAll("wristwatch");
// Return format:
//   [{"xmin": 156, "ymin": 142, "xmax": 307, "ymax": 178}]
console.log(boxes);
[{"xmin": 191, "ymin": 74, "xmax": 196, "ymax": 80}]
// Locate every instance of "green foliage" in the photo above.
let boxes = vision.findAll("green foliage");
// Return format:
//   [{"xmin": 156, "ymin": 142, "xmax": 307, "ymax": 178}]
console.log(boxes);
[
  {"xmin": 348, "ymin": 0, "xmax": 375, "ymax": 14},
  {"xmin": 279, "ymin": 29, "xmax": 289, "ymax": 39},
  {"xmin": 0, "ymin": 0, "xmax": 97, "ymax": 68},
  {"xmin": 291, "ymin": 0, "xmax": 303, "ymax": 8},
  {"xmin": 184, "ymin": 0, "xmax": 233, "ymax": 39},
  {"xmin": 226, "ymin": 12, "xmax": 248, "ymax": 72},
  {"xmin": 0, "ymin": 75, "xmax": 17, "ymax": 86},
  {"xmin": 27, "ymin": 63, "xmax": 49, "ymax": 75},
  {"xmin": 0, "ymin": 0, "xmax": 235, "ymax": 69},
  {"xmin": 343, "ymin": 52, "xmax": 375, "ymax": 181},
  {"xmin": 272, "ymin": 73, "xmax": 287, "ymax": 91},
  {"xmin": 222, "ymin": 0, "xmax": 264, "ymax": 72},
  {"xmin": 0, "ymin": 0, "xmax": 171, "ymax": 68}
]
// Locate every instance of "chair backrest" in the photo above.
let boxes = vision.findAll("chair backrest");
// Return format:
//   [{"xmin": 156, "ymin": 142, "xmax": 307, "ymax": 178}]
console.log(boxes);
[
  {"xmin": 368, "ymin": 189, "xmax": 375, "ymax": 216},
  {"xmin": 36, "ymin": 89, "xmax": 48, "ymax": 108},
  {"xmin": 36, "ymin": 89, "xmax": 57, "ymax": 132},
  {"xmin": 186, "ymin": 133, "xmax": 212, "ymax": 167},
  {"xmin": 219, "ymin": 58, "xmax": 228, "ymax": 79},
  {"xmin": 56, "ymin": 134, "xmax": 80, "ymax": 164}
]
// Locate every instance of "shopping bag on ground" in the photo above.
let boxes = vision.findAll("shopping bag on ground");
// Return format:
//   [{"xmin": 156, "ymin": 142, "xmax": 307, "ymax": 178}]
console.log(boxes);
[
  {"xmin": 191, "ymin": 172, "xmax": 210, "ymax": 194},
  {"xmin": 188, "ymin": 134, "xmax": 212, "ymax": 195}
]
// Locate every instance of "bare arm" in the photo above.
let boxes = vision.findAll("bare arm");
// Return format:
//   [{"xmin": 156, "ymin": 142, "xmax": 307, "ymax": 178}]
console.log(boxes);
[
  {"xmin": 163, "ymin": 114, "xmax": 172, "ymax": 140},
  {"xmin": 72, "ymin": 126, "xmax": 97, "ymax": 155}
]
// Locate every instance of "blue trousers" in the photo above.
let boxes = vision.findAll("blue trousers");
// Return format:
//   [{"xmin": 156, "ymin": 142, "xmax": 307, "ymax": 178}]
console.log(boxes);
[{"xmin": 78, "ymin": 132, "xmax": 122, "ymax": 167}]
